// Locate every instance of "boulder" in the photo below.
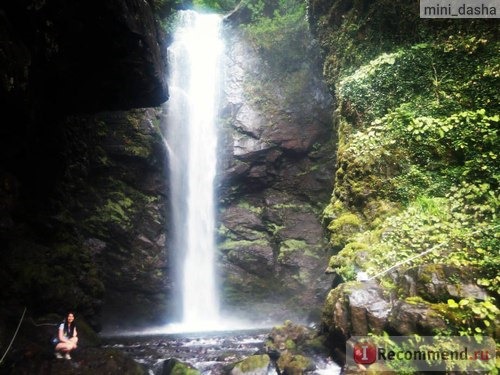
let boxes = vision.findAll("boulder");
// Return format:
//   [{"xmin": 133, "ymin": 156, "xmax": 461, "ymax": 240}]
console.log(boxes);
[
  {"xmin": 266, "ymin": 321, "xmax": 324, "ymax": 374},
  {"xmin": 388, "ymin": 300, "xmax": 447, "ymax": 335},
  {"xmin": 322, "ymin": 281, "xmax": 392, "ymax": 338},
  {"xmin": 398, "ymin": 264, "xmax": 489, "ymax": 302},
  {"xmin": 158, "ymin": 358, "xmax": 200, "ymax": 375},
  {"xmin": 230, "ymin": 354, "xmax": 271, "ymax": 375}
]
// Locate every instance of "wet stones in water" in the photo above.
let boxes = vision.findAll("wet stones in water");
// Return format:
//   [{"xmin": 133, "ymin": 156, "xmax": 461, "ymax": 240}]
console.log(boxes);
[
  {"xmin": 230, "ymin": 354, "xmax": 271, "ymax": 375},
  {"xmin": 157, "ymin": 358, "xmax": 200, "ymax": 375}
]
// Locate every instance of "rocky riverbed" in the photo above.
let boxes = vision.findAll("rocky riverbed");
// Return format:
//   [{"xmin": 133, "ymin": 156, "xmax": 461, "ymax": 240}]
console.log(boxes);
[{"xmin": 104, "ymin": 327, "xmax": 342, "ymax": 374}]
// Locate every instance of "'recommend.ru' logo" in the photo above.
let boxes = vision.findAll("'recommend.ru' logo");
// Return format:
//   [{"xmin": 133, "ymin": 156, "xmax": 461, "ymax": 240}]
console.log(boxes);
[{"xmin": 353, "ymin": 342, "xmax": 377, "ymax": 364}]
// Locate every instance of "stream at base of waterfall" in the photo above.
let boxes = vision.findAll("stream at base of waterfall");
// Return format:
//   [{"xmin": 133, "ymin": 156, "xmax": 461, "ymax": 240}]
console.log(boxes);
[{"xmin": 104, "ymin": 329, "xmax": 341, "ymax": 375}]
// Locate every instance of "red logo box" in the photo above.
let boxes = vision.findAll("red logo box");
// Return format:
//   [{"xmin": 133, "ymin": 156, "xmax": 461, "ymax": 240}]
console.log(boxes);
[{"xmin": 353, "ymin": 342, "xmax": 377, "ymax": 364}]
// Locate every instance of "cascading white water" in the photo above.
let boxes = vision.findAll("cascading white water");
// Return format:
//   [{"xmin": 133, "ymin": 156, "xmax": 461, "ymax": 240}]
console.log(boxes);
[{"xmin": 166, "ymin": 10, "xmax": 223, "ymax": 331}]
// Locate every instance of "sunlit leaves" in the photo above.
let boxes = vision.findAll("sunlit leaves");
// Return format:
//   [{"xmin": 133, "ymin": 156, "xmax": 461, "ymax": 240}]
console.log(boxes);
[{"xmin": 242, "ymin": 0, "xmax": 308, "ymax": 74}]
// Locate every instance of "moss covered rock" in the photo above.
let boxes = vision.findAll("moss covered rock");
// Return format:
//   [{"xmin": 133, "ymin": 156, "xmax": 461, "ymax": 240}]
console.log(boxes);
[
  {"xmin": 160, "ymin": 358, "xmax": 200, "ymax": 375},
  {"xmin": 218, "ymin": 193, "xmax": 333, "ymax": 321},
  {"xmin": 264, "ymin": 321, "xmax": 327, "ymax": 374},
  {"xmin": 278, "ymin": 352, "xmax": 314, "ymax": 375},
  {"xmin": 0, "ymin": 107, "xmax": 169, "ymax": 328},
  {"xmin": 230, "ymin": 354, "xmax": 271, "ymax": 375},
  {"xmin": 267, "ymin": 321, "xmax": 319, "ymax": 352}
]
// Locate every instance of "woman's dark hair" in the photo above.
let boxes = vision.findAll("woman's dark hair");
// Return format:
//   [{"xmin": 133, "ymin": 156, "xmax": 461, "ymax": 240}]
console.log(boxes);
[{"xmin": 63, "ymin": 312, "xmax": 76, "ymax": 338}]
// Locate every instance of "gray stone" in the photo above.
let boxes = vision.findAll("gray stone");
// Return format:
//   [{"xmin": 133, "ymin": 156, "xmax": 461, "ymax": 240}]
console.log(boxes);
[
  {"xmin": 398, "ymin": 265, "xmax": 489, "ymax": 302},
  {"xmin": 347, "ymin": 282, "xmax": 391, "ymax": 335},
  {"xmin": 388, "ymin": 301, "xmax": 447, "ymax": 335}
]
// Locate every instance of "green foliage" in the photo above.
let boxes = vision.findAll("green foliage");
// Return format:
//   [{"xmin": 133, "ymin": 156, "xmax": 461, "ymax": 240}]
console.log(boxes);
[
  {"xmin": 321, "ymin": 17, "xmax": 499, "ymax": 337},
  {"xmin": 103, "ymin": 196, "xmax": 134, "ymax": 226},
  {"xmin": 365, "ymin": 332, "xmax": 497, "ymax": 373},
  {"xmin": 192, "ymin": 0, "xmax": 239, "ymax": 11},
  {"xmin": 388, "ymin": 109, "xmax": 498, "ymax": 180},
  {"xmin": 328, "ymin": 35, "xmax": 499, "ymax": 209},
  {"xmin": 444, "ymin": 297, "xmax": 498, "ymax": 337},
  {"xmin": 365, "ymin": 333, "xmax": 418, "ymax": 374},
  {"xmin": 314, "ymin": 0, "xmax": 497, "ymax": 90},
  {"xmin": 327, "ymin": 242, "xmax": 367, "ymax": 281},
  {"xmin": 331, "ymin": 107, "xmax": 498, "ymax": 211},
  {"xmin": 277, "ymin": 239, "xmax": 307, "ymax": 263},
  {"xmin": 326, "ymin": 212, "xmax": 363, "ymax": 248},
  {"xmin": 309, "ymin": 0, "xmax": 500, "ymax": 346},
  {"xmin": 339, "ymin": 42, "xmax": 499, "ymax": 125},
  {"xmin": 242, "ymin": 0, "xmax": 308, "ymax": 74},
  {"xmin": 329, "ymin": 190, "xmax": 498, "ymax": 286},
  {"xmin": 243, "ymin": 0, "xmax": 303, "ymax": 22},
  {"xmin": 317, "ymin": 1, "xmax": 422, "ymax": 88},
  {"xmin": 150, "ymin": 0, "xmax": 184, "ymax": 20}
]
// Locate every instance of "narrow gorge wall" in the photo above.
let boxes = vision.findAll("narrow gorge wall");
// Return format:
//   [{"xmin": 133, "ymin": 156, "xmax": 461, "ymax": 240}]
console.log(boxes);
[
  {"xmin": 216, "ymin": 20, "xmax": 336, "ymax": 321},
  {"xmin": 0, "ymin": 0, "xmax": 170, "ymax": 328}
]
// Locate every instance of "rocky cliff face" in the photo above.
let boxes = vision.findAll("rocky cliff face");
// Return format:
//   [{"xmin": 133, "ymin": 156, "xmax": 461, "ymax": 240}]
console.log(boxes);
[
  {"xmin": 75, "ymin": 110, "xmax": 170, "ymax": 328},
  {"xmin": 1, "ymin": 0, "xmax": 167, "ymax": 113},
  {"xmin": 0, "ymin": 0, "xmax": 170, "ymax": 327},
  {"xmin": 216, "ymin": 24, "xmax": 336, "ymax": 321}
]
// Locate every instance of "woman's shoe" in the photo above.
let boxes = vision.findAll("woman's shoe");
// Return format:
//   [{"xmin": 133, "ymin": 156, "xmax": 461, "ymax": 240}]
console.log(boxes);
[
  {"xmin": 64, "ymin": 353, "xmax": 71, "ymax": 360},
  {"xmin": 54, "ymin": 352, "xmax": 63, "ymax": 359}
]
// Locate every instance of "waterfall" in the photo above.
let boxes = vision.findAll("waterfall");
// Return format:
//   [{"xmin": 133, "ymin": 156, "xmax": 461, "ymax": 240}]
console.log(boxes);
[{"xmin": 166, "ymin": 10, "xmax": 223, "ymax": 331}]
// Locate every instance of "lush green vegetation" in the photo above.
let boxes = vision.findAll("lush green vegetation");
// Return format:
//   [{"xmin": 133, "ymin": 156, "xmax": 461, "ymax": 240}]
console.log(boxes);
[
  {"xmin": 240, "ymin": 0, "xmax": 309, "ymax": 74},
  {"xmin": 192, "ymin": 0, "xmax": 238, "ymax": 11},
  {"xmin": 162, "ymin": 0, "xmax": 308, "ymax": 73},
  {"xmin": 151, "ymin": 0, "xmax": 238, "ymax": 14},
  {"xmin": 319, "ymin": 5, "xmax": 499, "ymax": 337}
]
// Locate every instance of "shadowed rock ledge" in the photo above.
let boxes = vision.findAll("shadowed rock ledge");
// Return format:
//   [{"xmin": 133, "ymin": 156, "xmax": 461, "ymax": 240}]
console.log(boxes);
[{"xmin": 0, "ymin": 0, "xmax": 170, "ymax": 327}]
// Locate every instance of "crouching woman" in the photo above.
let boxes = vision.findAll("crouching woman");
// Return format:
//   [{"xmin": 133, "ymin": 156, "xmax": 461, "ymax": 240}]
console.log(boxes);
[{"xmin": 54, "ymin": 312, "xmax": 78, "ymax": 359}]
